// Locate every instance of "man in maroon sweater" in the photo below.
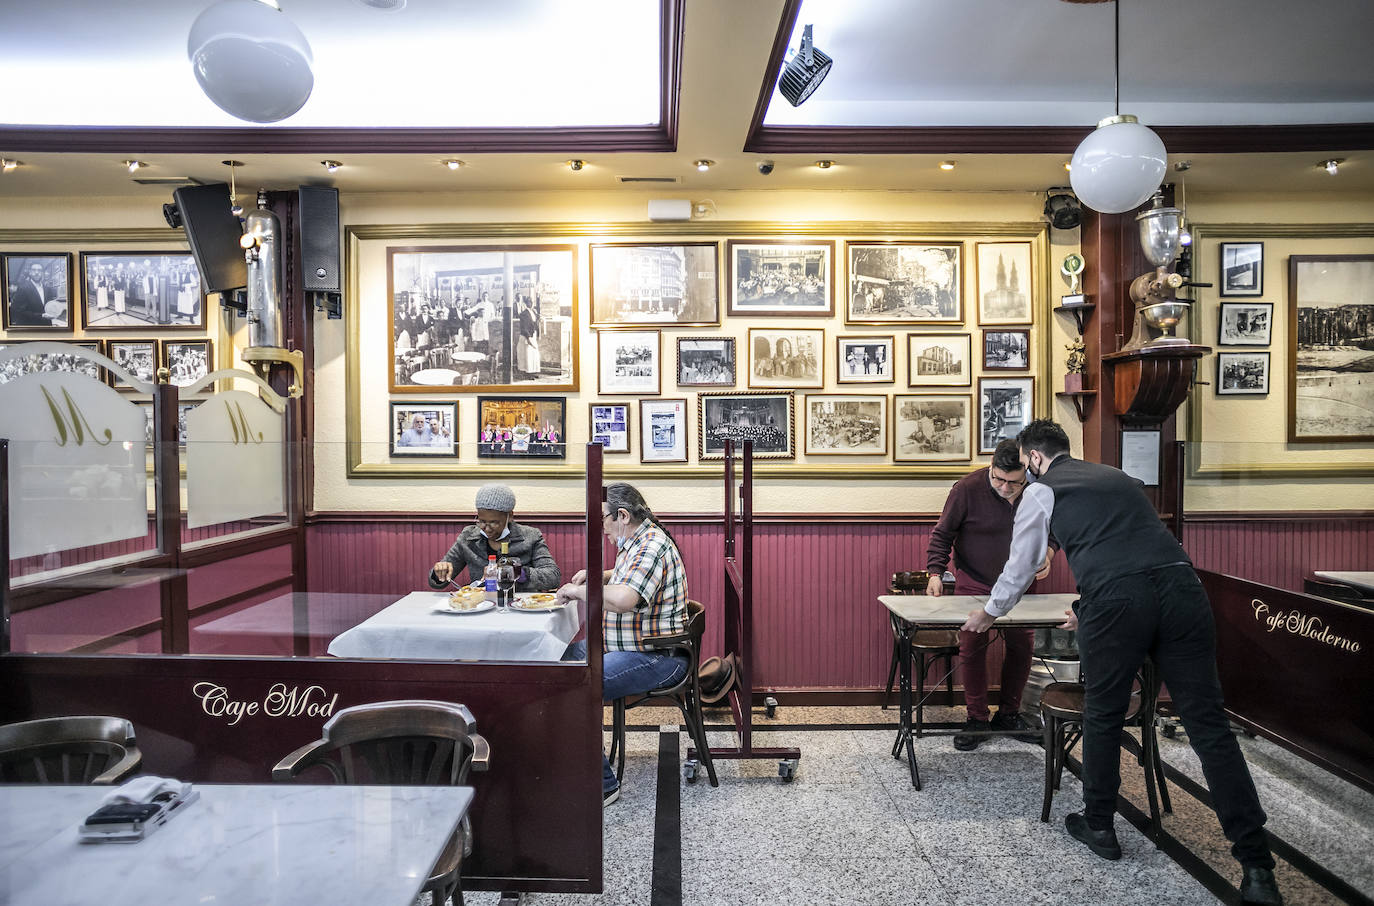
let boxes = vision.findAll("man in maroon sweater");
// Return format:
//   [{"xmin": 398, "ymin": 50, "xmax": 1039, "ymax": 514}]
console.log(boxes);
[{"xmin": 927, "ymin": 439, "xmax": 1052, "ymax": 750}]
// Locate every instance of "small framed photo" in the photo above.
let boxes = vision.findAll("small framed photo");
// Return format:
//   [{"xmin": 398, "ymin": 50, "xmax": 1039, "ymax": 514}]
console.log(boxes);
[
  {"xmin": 176, "ymin": 402, "xmax": 197, "ymax": 446},
  {"xmin": 640, "ymin": 398, "xmax": 689, "ymax": 463},
  {"xmin": 598, "ymin": 329, "xmax": 661, "ymax": 395},
  {"xmin": 747, "ymin": 327, "xmax": 824, "ymax": 389},
  {"xmin": 804, "ymin": 393, "xmax": 888, "ymax": 456},
  {"xmin": 1218, "ymin": 302, "xmax": 1272, "ymax": 346},
  {"xmin": 389, "ymin": 402, "xmax": 458, "ymax": 456},
  {"xmin": 978, "ymin": 377, "xmax": 1035, "ymax": 453},
  {"xmin": 907, "ymin": 333, "xmax": 971, "ymax": 387},
  {"xmin": 893, "ymin": 394, "xmax": 972, "ymax": 463},
  {"xmin": 476, "ymin": 396, "xmax": 566, "ymax": 458},
  {"xmin": 836, "ymin": 335, "xmax": 895, "ymax": 384},
  {"xmin": 1217, "ymin": 351, "xmax": 1270, "ymax": 395},
  {"xmin": 590, "ymin": 402, "xmax": 631, "ymax": 453},
  {"xmin": 982, "ymin": 329, "xmax": 1030, "ymax": 370},
  {"xmin": 676, "ymin": 337, "xmax": 735, "ymax": 387},
  {"xmin": 105, "ymin": 339, "xmax": 158, "ymax": 389},
  {"xmin": 727, "ymin": 240, "xmax": 834, "ymax": 317},
  {"xmin": 698, "ymin": 390, "xmax": 795, "ymax": 460},
  {"xmin": 79, "ymin": 252, "xmax": 204, "ymax": 330},
  {"xmin": 589, "ymin": 242, "xmax": 720, "ymax": 326},
  {"xmin": 846, "ymin": 242, "xmax": 962, "ymax": 324},
  {"xmin": 2, "ymin": 253, "xmax": 73, "ymax": 331},
  {"xmin": 162, "ymin": 339, "xmax": 213, "ymax": 389},
  {"xmin": 0, "ymin": 340, "xmax": 101, "ymax": 384},
  {"xmin": 1219, "ymin": 242, "xmax": 1264, "ymax": 297},
  {"xmin": 976, "ymin": 241, "xmax": 1034, "ymax": 325}
]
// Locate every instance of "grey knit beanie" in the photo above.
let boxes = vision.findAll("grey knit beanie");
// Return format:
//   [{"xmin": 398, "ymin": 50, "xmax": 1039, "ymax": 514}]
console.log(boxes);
[{"xmin": 474, "ymin": 483, "xmax": 516, "ymax": 513}]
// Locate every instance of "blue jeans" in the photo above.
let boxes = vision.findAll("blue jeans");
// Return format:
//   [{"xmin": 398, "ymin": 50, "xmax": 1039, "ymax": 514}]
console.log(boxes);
[{"xmin": 564, "ymin": 641, "xmax": 688, "ymax": 792}]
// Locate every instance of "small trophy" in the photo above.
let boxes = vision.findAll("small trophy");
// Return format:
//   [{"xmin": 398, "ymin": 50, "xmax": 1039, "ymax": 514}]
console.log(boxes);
[
  {"xmin": 1060, "ymin": 253, "xmax": 1087, "ymax": 306},
  {"xmin": 1064, "ymin": 338, "xmax": 1087, "ymax": 393}
]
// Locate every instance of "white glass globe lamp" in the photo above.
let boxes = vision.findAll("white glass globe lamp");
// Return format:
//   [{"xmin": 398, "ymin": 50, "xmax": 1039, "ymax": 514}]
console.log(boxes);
[
  {"xmin": 1069, "ymin": 114, "xmax": 1168, "ymax": 215},
  {"xmin": 188, "ymin": 0, "xmax": 314, "ymax": 123}
]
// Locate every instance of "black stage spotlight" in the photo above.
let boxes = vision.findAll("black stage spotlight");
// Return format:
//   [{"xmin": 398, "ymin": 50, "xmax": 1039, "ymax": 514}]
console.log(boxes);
[
  {"xmin": 1044, "ymin": 189, "xmax": 1082, "ymax": 230},
  {"xmin": 779, "ymin": 24, "xmax": 832, "ymax": 107},
  {"xmin": 162, "ymin": 202, "xmax": 182, "ymax": 228}
]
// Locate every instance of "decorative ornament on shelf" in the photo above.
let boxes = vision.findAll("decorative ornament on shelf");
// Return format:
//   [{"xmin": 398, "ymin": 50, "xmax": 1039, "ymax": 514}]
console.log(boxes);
[
  {"xmin": 1060, "ymin": 252, "xmax": 1087, "ymax": 305},
  {"xmin": 1122, "ymin": 192, "xmax": 1191, "ymax": 350},
  {"xmin": 1064, "ymin": 338, "xmax": 1088, "ymax": 393}
]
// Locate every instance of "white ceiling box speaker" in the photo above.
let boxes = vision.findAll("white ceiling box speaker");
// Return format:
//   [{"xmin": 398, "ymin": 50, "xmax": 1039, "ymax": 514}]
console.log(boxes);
[{"xmin": 647, "ymin": 199, "xmax": 692, "ymax": 222}]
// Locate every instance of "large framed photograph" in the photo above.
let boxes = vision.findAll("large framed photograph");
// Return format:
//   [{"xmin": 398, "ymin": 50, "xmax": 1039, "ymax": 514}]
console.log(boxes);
[
  {"xmin": 589, "ymin": 242, "xmax": 719, "ymax": 326},
  {"xmin": 1218, "ymin": 302, "xmax": 1273, "ymax": 346},
  {"xmin": 893, "ymin": 394, "xmax": 972, "ymax": 463},
  {"xmin": 105, "ymin": 339, "xmax": 158, "ymax": 389},
  {"xmin": 598, "ymin": 329, "xmax": 660, "ymax": 395},
  {"xmin": 836, "ymin": 335, "xmax": 894, "ymax": 384},
  {"xmin": 2, "ymin": 253, "xmax": 73, "ymax": 331},
  {"xmin": 640, "ymin": 398, "xmax": 688, "ymax": 463},
  {"xmin": 976, "ymin": 241, "xmax": 1034, "ymax": 325},
  {"xmin": 726, "ymin": 240, "xmax": 834, "ymax": 317},
  {"xmin": 846, "ymin": 242, "xmax": 961, "ymax": 324},
  {"xmin": 1220, "ymin": 242, "xmax": 1264, "ymax": 297},
  {"xmin": 79, "ymin": 252, "xmax": 204, "ymax": 330},
  {"xmin": 1288, "ymin": 255, "xmax": 1374, "ymax": 442},
  {"xmin": 590, "ymin": 402, "xmax": 631, "ymax": 454},
  {"xmin": 804, "ymin": 393, "xmax": 888, "ymax": 456},
  {"xmin": 389, "ymin": 402, "xmax": 458, "ymax": 456},
  {"xmin": 907, "ymin": 333, "xmax": 971, "ymax": 387},
  {"xmin": 747, "ymin": 327, "xmax": 824, "ymax": 389},
  {"xmin": 388, "ymin": 245, "xmax": 577, "ymax": 393},
  {"xmin": 676, "ymin": 337, "xmax": 735, "ymax": 387},
  {"xmin": 978, "ymin": 377, "xmax": 1035, "ymax": 453},
  {"xmin": 698, "ymin": 390, "xmax": 795, "ymax": 460},
  {"xmin": 163, "ymin": 339, "xmax": 213, "ymax": 389},
  {"xmin": 1217, "ymin": 351, "xmax": 1270, "ymax": 396},
  {"xmin": 0, "ymin": 340, "xmax": 101, "ymax": 384},
  {"xmin": 476, "ymin": 396, "xmax": 567, "ymax": 458},
  {"xmin": 983, "ymin": 329, "xmax": 1030, "ymax": 370}
]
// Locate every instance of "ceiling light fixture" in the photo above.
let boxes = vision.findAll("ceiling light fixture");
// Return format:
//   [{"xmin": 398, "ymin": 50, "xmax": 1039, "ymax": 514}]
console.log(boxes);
[
  {"xmin": 814, "ymin": 160, "xmax": 834, "ymax": 170},
  {"xmin": 1069, "ymin": 0, "xmax": 1167, "ymax": 214},
  {"xmin": 441, "ymin": 159, "xmax": 464, "ymax": 170},
  {"xmin": 1173, "ymin": 161, "xmax": 1192, "ymax": 246},
  {"xmin": 1321, "ymin": 158, "xmax": 1343, "ymax": 175},
  {"xmin": 0, "ymin": 159, "xmax": 21, "ymax": 172},
  {"xmin": 938, "ymin": 161, "xmax": 956, "ymax": 171},
  {"xmin": 1063, "ymin": 161, "xmax": 1073, "ymax": 172},
  {"xmin": 694, "ymin": 159, "xmax": 714, "ymax": 172},
  {"xmin": 567, "ymin": 159, "xmax": 586, "ymax": 171},
  {"xmin": 187, "ymin": 0, "xmax": 314, "ymax": 123},
  {"xmin": 124, "ymin": 159, "xmax": 145, "ymax": 173},
  {"xmin": 779, "ymin": 24, "xmax": 833, "ymax": 107},
  {"xmin": 321, "ymin": 160, "xmax": 341, "ymax": 173},
  {"xmin": 1044, "ymin": 188, "xmax": 1083, "ymax": 230},
  {"xmin": 222, "ymin": 159, "xmax": 245, "ymax": 218}
]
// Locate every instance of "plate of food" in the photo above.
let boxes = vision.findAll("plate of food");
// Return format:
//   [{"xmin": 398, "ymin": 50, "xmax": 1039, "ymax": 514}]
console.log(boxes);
[
  {"xmin": 510, "ymin": 593, "xmax": 563, "ymax": 612},
  {"xmin": 437, "ymin": 590, "xmax": 496, "ymax": 615}
]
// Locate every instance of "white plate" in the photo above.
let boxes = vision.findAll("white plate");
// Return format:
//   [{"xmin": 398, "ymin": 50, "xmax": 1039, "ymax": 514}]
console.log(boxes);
[
  {"xmin": 433, "ymin": 599, "xmax": 496, "ymax": 615},
  {"xmin": 508, "ymin": 596, "xmax": 563, "ymax": 612}
]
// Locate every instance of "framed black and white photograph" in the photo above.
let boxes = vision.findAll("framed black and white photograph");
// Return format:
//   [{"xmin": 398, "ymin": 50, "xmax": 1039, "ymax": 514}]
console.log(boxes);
[
  {"xmin": 978, "ymin": 377, "xmax": 1035, "ymax": 453},
  {"xmin": 388, "ymin": 245, "xmax": 577, "ymax": 393},
  {"xmin": 175, "ymin": 402, "xmax": 196, "ymax": 446},
  {"xmin": 747, "ymin": 327, "xmax": 824, "ymax": 389},
  {"xmin": 1218, "ymin": 302, "xmax": 1273, "ymax": 346},
  {"xmin": 804, "ymin": 394, "xmax": 888, "ymax": 456},
  {"xmin": 598, "ymin": 329, "xmax": 660, "ymax": 395},
  {"xmin": 2, "ymin": 253, "xmax": 73, "ymax": 331},
  {"xmin": 1217, "ymin": 351, "xmax": 1270, "ymax": 396},
  {"xmin": 726, "ymin": 240, "xmax": 834, "ymax": 317},
  {"xmin": 976, "ymin": 241, "xmax": 1034, "ymax": 325},
  {"xmin": 640, "ymin": 398, "xmax": 688, "ymax": 464},
  {"xmin": 589, "ymin": 242, "xmax": 719, "ymax": 327},
  {"xmin": 836, "ymin": 335, "xmax": 894, "ymax": 384},
  {"xmin": 79, "ymin": 252, "xmax": 203, "ymax": 330},
  {"xmin": 0, "ymin": 340, "xmax": 101, "ymax": 384},
  {"xmin": 105, "ymin": 339, "xmax": 158, "ymax": 389},
  {"xmin": 846, "ymin": 242, "xmax": 961, "ymax": 324},
  {"xmin": 907, "ymin": 333, "xmax": 971, "ymax": 387},
  {"xmin": 389, "ymin": 402, "xmax": 458, "ymax": 456},
  {"xmin": 698, "ymin": 390, "xmax": 795, "ymax": 460},
  {"xmin": 1219, "ymin": 242, "xmax": 1264, "ymax": 297},
  {"xmin": 590, "ymin": 402, "xmax": 631, "ymax": 454},
  {"xmin": 983, "ymin": 329, "xmax": 1030, "ymax": 370},
  {"xmin": 893, "ymin": 394, "xmax": 972, "ymax": 463},
  {"xmin": 1288, "ymin": 255, "xmax": 1374, "ymax": 442},
  {"xmin": 676, "ymin": 337, "xmax": 735, "ymax": 387},
  {"xmin": 163, "ymin": 339, "xmax": 212, "ymax": 389},
  {"xmin": 476, "ymin": 396, "xmax": 567, "ymax": 458}
]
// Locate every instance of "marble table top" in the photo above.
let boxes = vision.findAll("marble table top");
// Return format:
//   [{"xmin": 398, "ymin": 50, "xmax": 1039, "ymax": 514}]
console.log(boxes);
[
  {"xmin": 0, "ymin": 783, "xmax": 472, "ymax": 906},
  {"xmin": 1314, "ymin": 571, "xmax": 1374, "ymax": 593},
  {"xmin": 880, "ymin": 593, "xmax": 1079, "ymax": 627}
]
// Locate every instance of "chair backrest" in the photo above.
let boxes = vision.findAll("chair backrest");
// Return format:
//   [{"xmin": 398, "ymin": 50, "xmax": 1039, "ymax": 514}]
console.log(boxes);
[
  {"xmin": 0, "ymin": 715, "xmax": 142, "ymax": 784},
  {"xmin": 890, "ymin": 570, "xmax": 931, "ymax": 595},
  {"xmin": 1303, "ymin": 577, "xmax": 1374, "ymax": 608}
]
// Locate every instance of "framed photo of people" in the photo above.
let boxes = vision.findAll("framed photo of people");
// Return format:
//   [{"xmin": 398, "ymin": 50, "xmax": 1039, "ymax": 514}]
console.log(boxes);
[
  {"xmin": 597, "ymin": 329, "xmax": 660, "ymax": 395},
  {"xmin": 803, "ymin": 394, "xmax": 888, "ymax": 456},
  {"xmin": 978, "ymin": 376, "xmax": 1034, "ymax": 453},
  {"xmin": 676, "ymin": 337, "xmax": 735, "ymax": 387},
  {"xmin": 698, "ymin": 390, "xmax": 795, "ymax": 461},
  {"xmin": 2, "ymin": 253, "xmax": 73, "ymax": 331},
  {"xmin": 389, "ymin": 401, "xmax": 458, "ymax": 456},
  {"xmin": 846, "ymin": 242, "xmax": 962, "ymax": 324},
  {"xmin": 1216, "ymin": 351, "xmax": 1270, "ymax": 396},
  {"xmin": 907, "ymin": 333, "xmax": 971, "ymax": 387},
  {"xmin": 0, "ymin": 340, "xmax": 101, "ymax": 384},
  {"xmin": 836, "ymin": 335, "xmax": 894, "ymax": 384},
  {"xmin": 163, "ymin": 339, "xmax": 213, "ymax": 390},
  {"xmin": 976, "ymin": 241, "xmax": 1034, "ymax": 325},
  {"xmin": 639, "ymin": 398, "xmax": 688, "ymax": 463},
  {"xmin": 1219, "ymin": 242, "xmax": 1264, "ymax": 297},
  {"xmin": 589, "ymin": 242, "xmax": 720, "ymax": 327},
  {"xmin": 747, "ymin": 327, "xmax": 824, "ymax": 389},
  {"xmin": 1217, "ymin": 302, "xmax": 1272, "ymax": 346},
  {"xmin": 726, "ymin": 240, "xmax": 834, "ymax": 317},
  {"xmin": 590, "ymin": 402, "xmax": 631, "ymax": 453},
  {"xmin": 476, "ymin": 396, "xmax": 567, "ymax": 458},
  {"xmin": 1288, "ymin": 255, "xmax": 1374, "ymax": 442},
  {"xmin": 982, "ymin": 329, "xmax": 1030, "ymax": 370},
  {"xmin": 893, "ymin": 394, "xmax": 972, "ymax": 463},
  {"xmin": 105, "ymin": 338, "xmax": 158, "ymax": 389},
  {"xmin": 388, "ymin": 245, "xmax": 577, "ymax": 394},
  {"xmin": 79, "ymin": 252, "xmax": 204, "ymax": 330}
]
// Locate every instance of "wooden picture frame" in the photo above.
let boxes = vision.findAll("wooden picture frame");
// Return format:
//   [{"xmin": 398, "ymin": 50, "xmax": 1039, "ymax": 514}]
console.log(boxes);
[
  {"xmin": 476, "ymin": 396, "xmax": 567, "ymax": 458},
  {"xmin": 803, "ymin": 393, "xmax": 888, "ymax": 456},
  {"xmin": 746, "ymin": 327, "xmax": 824, "ymax": 389},
  {"xmin": 976, "ymin": 241, "xmax": 1034, "ymax": 325},
  {"xmin": 978, "ymin": 376, "xmax": 1035, "ymax": 453},
  {"xmin": 589, "ymin": 242, "xmax": 719, "ymax": 326},
  {"xmin": 2, "ymin": 253, "xmax": 73, "ymax": 332},
  {"xmin": 726, "ymin": 240, "xmax": 834, "ymax": 317},
  {"xmin": 835, "ymin": 335, "xmax": 894, "ymax": 384},
  {"xmin": 1219, "ymin": 241, "xmax": 1264, "ymax": 297},
  {"xmin": 698, "ymin": 390, "xmax": 795, "ymax": 460},
  {"xmin": 1217, "ymin": 302, "xmax": 1273, "ymax": 346},
  {"xmin": 389, "ymin": 401, "xmax": 458, "ymax": 456},
  {"xmin": 893, "ymin": 394, "xmax": 972, "ymax": 463},
  {"xmin": 589, "ymin": 402, "xmax": 631, "ymax": 453},
  {"xmin": 597, "ymin": 328, "xmax": 661, "ymax": 395},
  {"xmin": 845, "ymin": 242, "xmax": 962, "ymax": 324},
  {"xmin": 639, "ymin": 398, "xmax": 688, "ymax": 463},
  {"xmin": 162, "ymin": 339, "xmax": 213, "ymax": 389},
  {"xmin": 1216, "ymin": 351, "xmax": 1270, "ymax": 396},
  {"xmin": 676, "ymin": 337, "xmax": 735, "ymax": 387},
  {"xmin": 982, "ymin": 328, "xmax": 1030, "ymax": 370},
  {"xmin": 79, "ymin": 252, "xmax": 204, "ymax": 330},
  {"xmin": 104, "ymin": 338, "xmax": 158, "ymax": 389},
  {"xmin": 907, "ymin": 333, "xmax": 971, "ymax": 387},
  {"xmin": 1287, "ymin": 255, "xmax": 1374, "ymax": 442}
]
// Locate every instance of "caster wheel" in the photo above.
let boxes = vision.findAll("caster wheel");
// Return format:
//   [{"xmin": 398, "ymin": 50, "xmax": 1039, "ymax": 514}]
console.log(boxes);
[
  {"xmin": 778, "ymin": 759, "xmax": 796, "ymax": 782},
  {"xmin": 764, "ymin": 696, "xmax": 779, "ymax": 719},
  {"xmin": 683, "ymin": 759, "xmax": 699, "ymax": 783}
]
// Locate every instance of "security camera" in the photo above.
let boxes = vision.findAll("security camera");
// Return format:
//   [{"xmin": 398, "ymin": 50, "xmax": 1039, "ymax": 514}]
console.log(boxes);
[
  {"xmin": 162, "ymin": 202, "xmax": 183, "ymax": 229},
  {"xmin": 757, "ymin": 160, "xmax": 775, "ymax": 175}
]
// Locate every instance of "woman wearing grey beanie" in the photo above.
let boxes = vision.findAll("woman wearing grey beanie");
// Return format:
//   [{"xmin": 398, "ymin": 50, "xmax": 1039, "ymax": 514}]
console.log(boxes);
[{"xmin": 428, "ymin": 483, "xmax": 561, "ymax": 591}]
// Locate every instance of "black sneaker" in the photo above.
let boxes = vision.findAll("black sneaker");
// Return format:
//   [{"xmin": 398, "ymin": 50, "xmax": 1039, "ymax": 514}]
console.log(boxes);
[
  {"xmin": 1065, "ymin": 812, "xmax": 1122, "ymax": 861},
  {"xmin": 953, "ymin": 718, "xmax": 990, "ymax": 751},
  {"xmin": 602, "ymin": 785, "xmax": 620, "ymax": 806},
  {"xmin": 990, "ymin": 710, "xmax": 1036, "ymax": 736},
  {"xmin": 1240, "ymin": 867, "xmax": 1283, "ymax": 905}
]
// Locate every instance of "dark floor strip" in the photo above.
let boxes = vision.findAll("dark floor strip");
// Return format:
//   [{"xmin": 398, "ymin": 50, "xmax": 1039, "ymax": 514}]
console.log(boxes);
[
  {"xmin": 613, "ymin": 721, "xmax": 897, "ymax": 732},
  {"xmin": 649, "ymin": 728, "xmax": 682, "ymax": 906}
]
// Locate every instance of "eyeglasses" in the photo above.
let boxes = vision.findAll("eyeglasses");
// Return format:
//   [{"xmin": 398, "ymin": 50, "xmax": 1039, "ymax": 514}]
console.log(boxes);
[
  {"xmin": 475, "ymin": 515, "xmax": 506, "ymax": 528},
  {"xmin": 990, "ymin": 475, "xmax": 1026, "ymax": 488}
]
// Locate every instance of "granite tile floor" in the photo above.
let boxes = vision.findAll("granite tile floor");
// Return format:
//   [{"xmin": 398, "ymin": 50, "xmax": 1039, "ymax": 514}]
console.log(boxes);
[{"xmin": 459, "ymin": 705, "xmax": 1372, "ymax": 906}]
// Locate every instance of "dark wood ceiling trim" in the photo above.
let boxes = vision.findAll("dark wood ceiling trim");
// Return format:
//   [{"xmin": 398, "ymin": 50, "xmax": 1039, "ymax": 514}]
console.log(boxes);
[
  {"xmin": 742, "ymin": 0, "xmax": 802, "ymax": 154},
  {"xmin": 660, "ymin": 0, "xmax": 684, "ymax": 151}
]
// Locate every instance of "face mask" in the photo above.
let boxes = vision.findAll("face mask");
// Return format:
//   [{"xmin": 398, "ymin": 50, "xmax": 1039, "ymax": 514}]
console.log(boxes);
[{"xmin": 615, "ymin": 534, "xmax": 630, "ymax": 551}]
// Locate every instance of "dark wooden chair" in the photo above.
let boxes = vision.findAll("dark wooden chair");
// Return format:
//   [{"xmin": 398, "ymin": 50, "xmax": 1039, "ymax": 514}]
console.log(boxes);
[
  {"xmin": 0, "ymin": 715, "xmax": 142, "ymax": 784},
  {"xmin": 1303, "ymin": 576, "xmax": 1374, "ymax": 609},
  {"xmin": 882, "ymin": 572, "xmax": 960, "ymax": 737},
  {"xmin": 272, "ymin": 700, "xmax": 490, "ymax": 906}
]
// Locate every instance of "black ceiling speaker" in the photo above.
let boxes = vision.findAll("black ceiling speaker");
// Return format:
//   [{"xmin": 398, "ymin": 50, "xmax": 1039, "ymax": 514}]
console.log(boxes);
[
  {"xmin": 778, "ymin": 24, "xmax": 832, "ymax": 107},
  {"xmin": 1044, "ymin": 190, "xmax": 1083, "ymax": 230}
]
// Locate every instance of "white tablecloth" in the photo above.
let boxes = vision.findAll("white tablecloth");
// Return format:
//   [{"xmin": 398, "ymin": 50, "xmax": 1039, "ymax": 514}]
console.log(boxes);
[{"xmin": 880, "ymin": 593, "xmax": 1079, "ymax": 627}]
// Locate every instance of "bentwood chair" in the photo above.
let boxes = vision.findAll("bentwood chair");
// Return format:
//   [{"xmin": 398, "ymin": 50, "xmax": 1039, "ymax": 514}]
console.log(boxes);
[
  {"xmin": 608, "ymin": 599, "xmax": 718, "ymax": 787},
  {"xmin": 1303, "ymin": 576, "xmax": 1374, "ymax": 609},
  {"xmin": 0, "ymin": 716, "xmax": 142, "ymax": 784},
  {"xmin": 882, "ymin": 572, "xmax": 960, "ymax": 738},
  {"xmin": 272, "ymin": 700, "xmax": 490, "ymax": 906}
]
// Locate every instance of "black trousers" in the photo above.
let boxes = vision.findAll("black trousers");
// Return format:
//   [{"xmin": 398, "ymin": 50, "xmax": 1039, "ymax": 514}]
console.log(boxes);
[{"xmin": 1076, "ymin": 564, "xmax": 1274, "ymax": 869}]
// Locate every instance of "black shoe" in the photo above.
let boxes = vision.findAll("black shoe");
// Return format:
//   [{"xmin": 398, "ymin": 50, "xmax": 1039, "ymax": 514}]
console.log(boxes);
[
  {"xmin": 1065, "ymin": 812, "xmax": 1122, "ymax": 861},
  {"xmin": 953, "ymin": 718, "xmax": 989, "ymax": 751},
  {"xmin": 602, "ymin": 785, "xmax": 620, "ymax": 806},
  {"xmin": 1240, "ymin": 867, "xmax": 1282, "ymax": 905},
  {"xmin": 990, "ymin": 710, "xmax": 1036, "ymax": 736}
]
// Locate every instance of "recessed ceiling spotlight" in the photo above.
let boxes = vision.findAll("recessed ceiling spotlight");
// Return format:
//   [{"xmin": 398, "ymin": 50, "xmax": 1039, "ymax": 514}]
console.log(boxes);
[
  {"xmin": 321, "ymin": 160, "xmax": 342, "ymax": 173},
  {"xmin": 694, "ymin": 159, "xmax": 714, "ymax": 172},
  {"xmin": 938, "ymin": 161, "xmax": 956, "ymax": 171},
  {"xmin": 814, "ymin": 160, "xmax": 834, "ymax": 170},
  {"xmin": 1321, "ymin": 158, "xmax": 1344, "ymax": 175},
  {"xmin": 0, "ymin": 158, "xmax": 21, "ymax": 172},
  {"xmin": 1063, "ymin": 161, "xmax": 1073, "ymax": 172},
  {"xmin": 1173, "ymin": 160, "xmax": 1192, "ymax": 172},
  {"xmin": 124, "ymin": 159, "xmax": 146, "ymax": 173},
  {"xmin": 440, "ymin": 159, "xmax": 465, "ymax": 170},
  {"xmin": 567, "ymin": 159, "xmax": 586, "ymax": 171}
]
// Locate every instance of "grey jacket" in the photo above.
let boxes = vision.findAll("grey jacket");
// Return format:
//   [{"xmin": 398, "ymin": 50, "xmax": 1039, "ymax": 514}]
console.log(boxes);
[{"xmin": 427, "ymin": 521, "xmax": 561, "ymax": 592}]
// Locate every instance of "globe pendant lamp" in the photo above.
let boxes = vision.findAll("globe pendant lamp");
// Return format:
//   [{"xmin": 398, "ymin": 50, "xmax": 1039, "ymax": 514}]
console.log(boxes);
[{"xmin": 188, "ymin": 0, "xmax": 314, "ymax": 123}]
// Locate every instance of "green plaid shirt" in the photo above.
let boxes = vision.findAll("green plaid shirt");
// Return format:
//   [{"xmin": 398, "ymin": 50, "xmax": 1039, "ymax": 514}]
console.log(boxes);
[{"xmin": 603, "ymin": 520, "xmax": 688, "ymax": 652}]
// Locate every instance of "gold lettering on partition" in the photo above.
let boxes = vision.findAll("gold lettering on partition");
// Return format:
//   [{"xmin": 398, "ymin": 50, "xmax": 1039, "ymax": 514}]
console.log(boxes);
[
  {"xmin": 192, "ymin": 682, "xmax": 340, "ymax": 726},
  {"xmin": 40, "ymin": 385, "xmax": 113, "ymax": 447},
  {"xmin": 224, "ymin": 399, "xmax": 264, "ymax": 445},
  {"xmin": 1250, "ymin": 599, "xmax": 1361, "ymax": 653}
]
